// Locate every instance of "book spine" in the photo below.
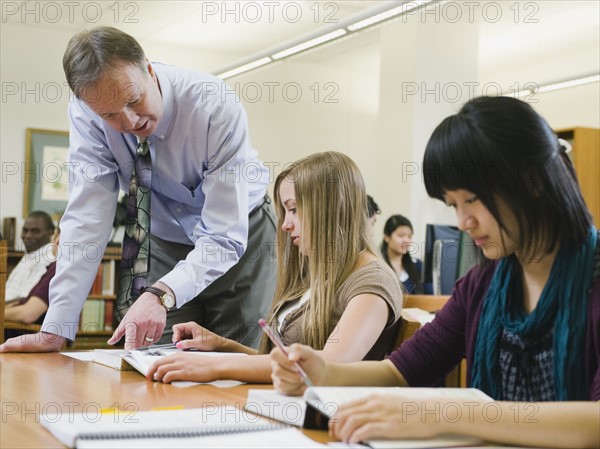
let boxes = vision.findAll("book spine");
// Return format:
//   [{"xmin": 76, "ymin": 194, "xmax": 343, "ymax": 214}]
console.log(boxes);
[
  {"xmin": 2, "ymin": 217, "xmax": 16, "ymax": 250},
  {"xmin": 104, "ymin": 300, "xmax": 114, "ymax": 331},
  {"xmin": 91, "ymin": 263, "xmax": 103, "ymax": 296},
  {"xmin": 79, "ymin": 300, "xmax": 104, "ymax": 333},
  {"xmin": 101, "ymin": 260, "xmax": 115, "ymax": 296}
]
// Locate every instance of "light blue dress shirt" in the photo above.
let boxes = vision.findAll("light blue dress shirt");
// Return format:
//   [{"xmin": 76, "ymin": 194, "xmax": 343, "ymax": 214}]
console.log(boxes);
[{"xmin": 43, "ymin": 63, "xmax": 270, "ymax": 340}]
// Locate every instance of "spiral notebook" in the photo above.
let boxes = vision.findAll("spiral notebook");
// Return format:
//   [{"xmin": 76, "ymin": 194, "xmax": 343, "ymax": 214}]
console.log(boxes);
[{"xmin": 40, "ymin": 405, "xmax": 324, "ymax": 448}]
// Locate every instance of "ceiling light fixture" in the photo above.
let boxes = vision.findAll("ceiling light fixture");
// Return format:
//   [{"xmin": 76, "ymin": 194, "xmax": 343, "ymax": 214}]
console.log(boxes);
[
  {"xmin": 271, "ymin": 29, "xmax": 348, "ymax": 60},
  {"xmin": 216, "ymin": 0, "xmax": 437, "ymax": 79},
  {"xmin": 507, "ymin": 73, "xmax": 600, "ymax": 98},
  {"xmin": 216, "ymin": 57, "xmax": 272, "ymax": 79},
  {"xmin": 347, "ymin": 0, "xmax": 430, "ymax": 31}
]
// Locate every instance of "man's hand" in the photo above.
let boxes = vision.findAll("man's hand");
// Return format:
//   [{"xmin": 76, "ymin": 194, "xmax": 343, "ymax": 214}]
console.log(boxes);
[
  {"xmin": 0, "ymin": 332, "xmax": 65, "ymax": 353},
  {"xmin": 108, "ymin": 293, "xmax": 167, "ymax": 350}
]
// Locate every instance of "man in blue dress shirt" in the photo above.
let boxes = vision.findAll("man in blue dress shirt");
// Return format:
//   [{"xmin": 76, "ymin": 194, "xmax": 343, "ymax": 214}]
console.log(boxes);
[{"xmin": 1, "ymin": 26, "xmax": 276, "ymax": 352}]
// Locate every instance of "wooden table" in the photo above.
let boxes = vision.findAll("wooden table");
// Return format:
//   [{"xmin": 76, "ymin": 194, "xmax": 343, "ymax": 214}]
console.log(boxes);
[{"xmin": 0, "ymin": 353, "xmax": 328, "ymax": 448}]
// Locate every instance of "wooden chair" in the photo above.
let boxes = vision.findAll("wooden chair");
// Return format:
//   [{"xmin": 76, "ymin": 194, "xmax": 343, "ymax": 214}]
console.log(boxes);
[
  {"xmin": 0, "ymin": 240, "xmax": 6, "ymax": 343},
  {"xmin": 393, "ymin": 294, "xmax": 450, "ymax": 357},
  {"xmin": 392, "ymin": 309, "xmax": 423, "ymax": 350},
  {"xmin": 396, "ymin": 293, "xmax": 466, "ymax": 387},
  {"xmin": 404, "ymin": 294, "xmax": 450, "ymax": 312}
]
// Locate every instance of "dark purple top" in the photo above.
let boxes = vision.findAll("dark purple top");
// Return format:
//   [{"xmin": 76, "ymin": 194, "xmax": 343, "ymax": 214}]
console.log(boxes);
[
  {"xmin": 388, "ymin": 262, "xmax": 600, "ymax": 400},
  {"xmin": 22, "ymin": 262, "xmax": 55, "ymax": 324}
]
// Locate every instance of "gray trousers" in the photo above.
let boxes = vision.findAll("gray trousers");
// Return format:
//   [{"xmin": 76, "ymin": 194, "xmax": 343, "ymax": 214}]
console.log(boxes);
[{"xmin": 149, "ymin": 198, "xmax": 277, "ymax": 348}]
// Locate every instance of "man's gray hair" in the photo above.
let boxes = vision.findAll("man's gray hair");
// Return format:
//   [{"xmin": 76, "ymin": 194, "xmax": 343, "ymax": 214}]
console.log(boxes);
[{"xmin": 63, "ymin": 26, "xmax": 147, "ymax": 99}]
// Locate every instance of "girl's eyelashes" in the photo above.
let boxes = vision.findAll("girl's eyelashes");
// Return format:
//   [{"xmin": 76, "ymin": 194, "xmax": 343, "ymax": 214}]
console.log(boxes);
[{"xmin": 443, "ymin": 192, "xmax": 479, "ymax": 208}]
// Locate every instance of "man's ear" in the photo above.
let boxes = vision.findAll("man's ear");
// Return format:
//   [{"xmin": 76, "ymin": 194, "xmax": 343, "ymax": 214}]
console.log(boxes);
[{"xmin": 146, "ymin": 58, "xmax": 154, "ymax": 77}]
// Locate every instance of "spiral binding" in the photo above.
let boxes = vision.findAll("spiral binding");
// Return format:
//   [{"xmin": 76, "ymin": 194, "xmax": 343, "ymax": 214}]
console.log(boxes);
[{"xmin": 78, "ymin": 422, "xmax": 286, "ymax": 441}]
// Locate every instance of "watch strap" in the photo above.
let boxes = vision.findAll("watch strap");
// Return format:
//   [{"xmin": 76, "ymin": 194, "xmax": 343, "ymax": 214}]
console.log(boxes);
[{"xmin": 140, "ymin": 286, "xmax": 166, "ymax": 298}]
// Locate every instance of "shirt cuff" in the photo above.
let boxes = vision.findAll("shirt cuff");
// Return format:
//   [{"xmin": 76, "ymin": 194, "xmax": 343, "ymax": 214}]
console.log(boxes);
[
  {"xmin": 159, "ymin": 269, "xmax": 198, "ymax": 309},
  {"xmin": 41, "ymin": 306, "xmax": 82, "ymax": 341}
]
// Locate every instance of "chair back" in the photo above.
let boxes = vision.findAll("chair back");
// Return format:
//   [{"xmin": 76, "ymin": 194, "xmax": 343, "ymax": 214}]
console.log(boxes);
[
  {"xmin": 404, "ymin": 294, "xmax": 450, "ymax": 312},
  {"xmin": 392, "ymin": 310, "xmax": 423, "ymax": 349},
  {"xmin": 0, "ymin": 240, "xmax": 7, "ymax": 343}
]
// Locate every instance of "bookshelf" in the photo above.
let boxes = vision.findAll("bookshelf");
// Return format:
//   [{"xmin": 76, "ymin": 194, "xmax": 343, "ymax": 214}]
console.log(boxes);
[
  {"xmin": 6, "ymin": 246, "xmax": 121, "ymax": 349},
  {"xmin": 556, "ymin": 127, "xmax": 600, "ymax": 228}
]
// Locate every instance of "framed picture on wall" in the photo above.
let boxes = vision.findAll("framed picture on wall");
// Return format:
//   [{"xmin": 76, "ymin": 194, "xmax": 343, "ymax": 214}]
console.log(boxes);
[{"xmin": 23, "ymin": 128, "xmax": 70, "ymax": 218}]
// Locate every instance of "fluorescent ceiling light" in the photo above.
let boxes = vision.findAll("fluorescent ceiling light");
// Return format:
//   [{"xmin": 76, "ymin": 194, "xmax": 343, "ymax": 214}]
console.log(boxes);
[
  {"xmin": 217, "ymin": 2, "xmax": 437, "ymax": 79},
  {"xmin": 537, "ymin": 74, "xmax": 600, "ymax": 93},
  {"xmin": 271, "ymin": 29, "xmax": 348, "ymax": 60},
  {"xmin": 508, "ymin": 74, "xmax": 600, "ymax": 98},
  {"xmin": 216, "ymin": 57, "xmax": 272, "ymax": 79},
  {"xmin": 347, "ymin": 0, "xmax": 432, "ymax": 31}
]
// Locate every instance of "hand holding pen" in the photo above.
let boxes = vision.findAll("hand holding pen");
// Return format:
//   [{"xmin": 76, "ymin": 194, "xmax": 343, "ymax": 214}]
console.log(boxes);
[{"xmin": 258, "ymin": 318, "xmax": 315, "ymax": 388}]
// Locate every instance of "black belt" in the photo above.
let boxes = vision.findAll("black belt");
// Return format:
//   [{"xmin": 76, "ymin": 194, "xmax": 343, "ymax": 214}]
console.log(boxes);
[{"xmin": 250, "ymin": 194, "xmax": 271, "ymax": 217}]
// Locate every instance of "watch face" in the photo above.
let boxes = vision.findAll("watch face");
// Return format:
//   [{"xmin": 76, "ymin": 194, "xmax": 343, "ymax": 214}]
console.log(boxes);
[{"xmin": 162, "ymin": 293, "xmax": 176, "ymax": 309}]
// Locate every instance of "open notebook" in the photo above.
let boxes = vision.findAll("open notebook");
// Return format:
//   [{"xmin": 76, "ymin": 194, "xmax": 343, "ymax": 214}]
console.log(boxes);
[
  {"xmin": 246, "ymin": 387, "xmax": 493, "ymax": 448},
  {"xmin": 40, "ymin": 405, "xmax": 325, "ymax": 449}
]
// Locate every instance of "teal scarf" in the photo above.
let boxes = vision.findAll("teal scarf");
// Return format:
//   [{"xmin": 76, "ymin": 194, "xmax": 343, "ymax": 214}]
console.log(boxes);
[{"xmin": 471, "ymin": 227, "xmax": 597, "ymax": 400}]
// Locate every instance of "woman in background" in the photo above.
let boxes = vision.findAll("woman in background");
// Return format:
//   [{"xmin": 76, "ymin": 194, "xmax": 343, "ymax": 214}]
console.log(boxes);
[{"xmin": 381, "ymin": 215, "xmax": 424, "ymax": 294}]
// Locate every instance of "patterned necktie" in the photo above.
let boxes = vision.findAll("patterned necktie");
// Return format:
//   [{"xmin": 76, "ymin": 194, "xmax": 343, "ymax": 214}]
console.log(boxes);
[{"xmin": 115, "ymin": 138, "xmax": 151, "ymax": 321}]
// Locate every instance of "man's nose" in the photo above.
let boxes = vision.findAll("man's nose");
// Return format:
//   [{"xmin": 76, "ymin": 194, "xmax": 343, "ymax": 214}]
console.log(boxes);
[{"xmin": 121, "ymin": 109, "xmax": 139, "ymax": 130}]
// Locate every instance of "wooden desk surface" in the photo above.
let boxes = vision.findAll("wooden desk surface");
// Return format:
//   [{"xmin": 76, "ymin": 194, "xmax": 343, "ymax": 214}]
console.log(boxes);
[{"xmin": 0, "ymin": 352, "xmax": 328, "ymax": 448}]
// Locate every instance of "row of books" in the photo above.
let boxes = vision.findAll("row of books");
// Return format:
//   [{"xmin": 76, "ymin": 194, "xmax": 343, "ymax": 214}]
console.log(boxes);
[
  {"xmin": 79, "ymin": 299, "xmax": 114, "ymax": 332},
  {"xmin": 89, "ymin": 260, "xmax": 116, "ymax": 297}
]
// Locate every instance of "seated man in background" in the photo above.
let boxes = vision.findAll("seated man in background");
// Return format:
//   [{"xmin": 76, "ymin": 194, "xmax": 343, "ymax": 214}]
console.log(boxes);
[
  {"xmin": 5, "ymin": 211, "xmax": 56, "ymax": 303},
  {"xmin": 4, "ymin": 226, "xmax": 59, "ymax": 339}
]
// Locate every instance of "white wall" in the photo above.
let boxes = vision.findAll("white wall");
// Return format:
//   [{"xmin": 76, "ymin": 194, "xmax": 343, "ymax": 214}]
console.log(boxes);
[
  {"xmin": 232, "ymin": 30, "xmax": 381, "ymax": 191},
  {"xmin": 1, "ymin": 25, "xmax": 73, "ymax": 231}
]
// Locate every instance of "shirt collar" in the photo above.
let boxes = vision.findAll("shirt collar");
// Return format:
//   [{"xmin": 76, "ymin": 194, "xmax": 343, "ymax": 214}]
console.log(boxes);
[{"xmin": 153, "ymin": 63, "xmax": 175, "ymax": 141}]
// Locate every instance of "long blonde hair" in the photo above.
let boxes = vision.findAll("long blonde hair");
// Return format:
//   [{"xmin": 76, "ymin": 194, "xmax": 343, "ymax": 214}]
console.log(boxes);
[{"xmin": 259, "ymin": 151, "xmax": 378, "ymax": 353}]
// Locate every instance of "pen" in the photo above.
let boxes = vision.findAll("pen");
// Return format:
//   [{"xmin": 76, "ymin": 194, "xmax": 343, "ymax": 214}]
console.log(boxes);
[{"xmin": 258, "ymin": 318, "xmax": 314, "ymax": 388}]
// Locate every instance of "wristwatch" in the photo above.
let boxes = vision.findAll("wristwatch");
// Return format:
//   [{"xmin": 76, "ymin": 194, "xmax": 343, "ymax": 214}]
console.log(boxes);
[{"xmin": 141, "ymin": 286, "xmax": 176, "ymax": 310}]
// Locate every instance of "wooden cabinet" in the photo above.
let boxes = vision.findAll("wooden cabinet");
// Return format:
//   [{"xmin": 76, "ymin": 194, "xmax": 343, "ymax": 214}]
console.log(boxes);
[
  {"xmin": 6, "ymin": 246, "xmax": 121, "ymax": 348},
  {"xmin": 556, "ymin": 127, "xmax": 600, "ymax": 228}
]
